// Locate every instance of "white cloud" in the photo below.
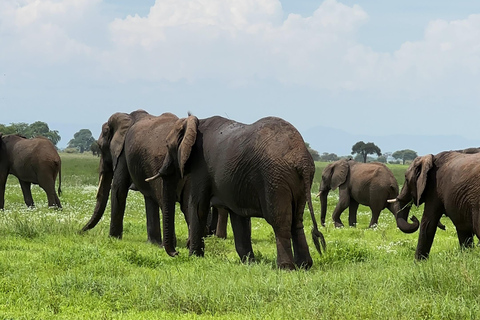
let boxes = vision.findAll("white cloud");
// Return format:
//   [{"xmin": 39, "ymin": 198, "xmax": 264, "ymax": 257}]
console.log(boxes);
[
  {"xmin": 1, "ymin": 0, "xmax": 479, "ymax": 101},
  {"xmin": 0, "ymin": 0, "xmax": 99, "ymax": 66}
]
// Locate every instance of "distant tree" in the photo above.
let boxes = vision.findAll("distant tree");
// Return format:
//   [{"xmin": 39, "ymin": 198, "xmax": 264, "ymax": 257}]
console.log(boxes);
[
  {"xmin": 377, "ymin": 155, "xmax": 387, "ymax": 163},
  {"xmin": 351, "ymin": 141, "xmax": 382, "ymax": 163},
  {"xmin": 319, "ymin": 152, "xmax": 339, "ymax": 162},
  {"xmin": 0, "ymin": 121, "xmax": 61, "ymax": 146},
  {"xmin": 90, "ymin": 140, "xmax": 101, "ymax": 157},
  {"xmin": 68, "ymin": 129, "xmax": 95, "ymax": 153},
  {"xmin": 305, "ymin": 142, "xmax": 320, "ymax": 161},
  {"xmin": 383, "ymin": 152, "xmax": 392, "ymax": 163},
  {"xmin": 392, "ymin": 149, "xmax": 418, "ymax": 165}
]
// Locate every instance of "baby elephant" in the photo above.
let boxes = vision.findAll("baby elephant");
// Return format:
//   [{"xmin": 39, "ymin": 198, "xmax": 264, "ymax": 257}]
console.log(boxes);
[
  {"xmin": 318, "ymin": 159, "xmax": 399, "ymax": 228},
  {"xmin": 0, "ymin": 134, "xmax": 62, "ymax": 209}
]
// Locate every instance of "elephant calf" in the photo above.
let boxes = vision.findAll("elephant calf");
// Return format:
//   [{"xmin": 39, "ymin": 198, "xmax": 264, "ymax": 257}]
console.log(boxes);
[
  {"xmin": 0, "ymin": 134, "xmax": 62, "ymax": 209},
  {"xmin": 319, "ymin": 159, "xmax": 410, "ymax": 229}
]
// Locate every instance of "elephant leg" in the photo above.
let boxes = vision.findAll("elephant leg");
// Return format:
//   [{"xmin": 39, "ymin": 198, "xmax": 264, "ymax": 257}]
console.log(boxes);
[
  {"xmin": 144, "ymin": 196, "xmax": 162, "ymax": 246},
  {"xmin": 19, "ymin": 180, "xmax": 34, "ymax": 208},
  {"xmin": 206, "ymin": 207, "xmax": 218, "ymax": 236},
  {"xmin": 109, "ymin": 158, "xmax": 130, "ymax": 239},
  {"xmin": 39, "ymin": 179, "xmax": 61, "ymax": 209},
  {"xmin": 348, "ymin": 200, "xmax": 359, "ymax": 227},
  {"xmin": 189, "ymin": 200, "xmax": 210, "ymax": 257},
  {"xmin": 291, "ymin": 204, "xmax": 313, "ymax": 269},
  {"xmin": 230, "ymin": 213, "xmax": 254, "ymax": 263},
  {"xmin": 456, "ymin": 228, "xmax": 475, "ymax": 249},
  {"xmin": 216, "ymin": 208, "xmax": 228, "ymax": 239},
  {"xmin": 369, "ymin": 207, "xmax": 382, "ymax": 228},
  {"xmin": 332, "ymin": 193, "xmax": 350, "ymax": 228},
  {"xmin": 415, "ymin": 203, "xmax": 444, "ymax": 260},
  {"xmin": 0, "ymin": 174, "xmax": 6, "ymax": 209}
]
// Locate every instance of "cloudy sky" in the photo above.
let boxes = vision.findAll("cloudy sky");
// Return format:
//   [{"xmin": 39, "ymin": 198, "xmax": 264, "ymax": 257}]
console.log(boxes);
[{"xmin": 1, "ymin": 0, "xmax": 479, "ymax": 152}]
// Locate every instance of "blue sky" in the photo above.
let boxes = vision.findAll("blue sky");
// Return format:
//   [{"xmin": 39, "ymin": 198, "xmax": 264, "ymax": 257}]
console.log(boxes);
[{"xmin": 1, "ymin": 0, "xmax": 479, "ymax": 154}]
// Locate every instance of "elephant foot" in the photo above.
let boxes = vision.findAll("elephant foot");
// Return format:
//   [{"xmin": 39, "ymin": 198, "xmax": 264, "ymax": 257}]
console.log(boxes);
[
  {"xmin": 277, "ymin": 261, "xmax": 296, "ymax": 271},
  {"xmin": 295, "ymin": 258, "xmax": 313, "ymax": 270},
  {"xmin": 369, "ymin": 223, "xmax": 378, "ymax": 229},
  {"xmin": 334, "ymin": 222, "xmax": 344, "ymax": 228},
  {"xmin": 149, "ymin": 238, "xmax": 163, "ymax": 247},
  {"xmin": 240, "ymin": 253, "xmax": 255, "ymax": 264},
  {"xmin": 349, "ymin": 223, "xmax": 357, "ymax": 228},
  {"xmin": 189, "ymin": 247, "xmax": 205, "ymax": 257}
]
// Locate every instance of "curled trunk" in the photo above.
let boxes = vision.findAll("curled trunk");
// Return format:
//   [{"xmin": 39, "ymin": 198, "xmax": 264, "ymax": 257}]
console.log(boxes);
[{"xmin": 390, "ymin": 199, "xmax": 419, "ymax": 233}]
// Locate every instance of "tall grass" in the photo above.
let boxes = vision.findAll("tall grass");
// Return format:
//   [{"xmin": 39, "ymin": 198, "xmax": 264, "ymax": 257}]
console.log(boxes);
[{"xmin": 0, "ymin": 156, "xmax": 479, "ymax": 319}]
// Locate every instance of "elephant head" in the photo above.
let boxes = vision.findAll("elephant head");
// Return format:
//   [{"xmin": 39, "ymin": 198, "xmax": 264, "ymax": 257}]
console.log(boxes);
[
  {"xmin": 318, "ymin": 159, "xmax": 349, "ymax": 226},
  {"xmin": 146, "ymin": 114, "xmax": 199, "ymax": 256},
  {"xmin": 81, "ymin": 110, "xmax": 149, "ymax": 232},
  {"xmin": 388, "ymin": 154, "xmax": 434, "ymax": 233}
]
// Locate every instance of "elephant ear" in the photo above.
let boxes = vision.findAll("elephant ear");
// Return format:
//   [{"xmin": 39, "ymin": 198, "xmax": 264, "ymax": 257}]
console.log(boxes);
[
  {"xmin": 164, "ymin": 115, "xmax": 199, "ymax": 178},
  {"xmin": 108, "ymin": 112, "xmax": 133, "ymax": 171},
  {"xmin": 330, "ymin": 159, "xmax": 349, "ymax": 190},
  {"xmin": 413, "ymin": 154, "xmax": 434, "ymax": 206}
]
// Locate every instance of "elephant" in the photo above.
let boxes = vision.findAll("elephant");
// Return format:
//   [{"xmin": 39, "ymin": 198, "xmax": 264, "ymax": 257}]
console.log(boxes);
[
  {"xmin": 206, "ymin": 207, "xmax": 228, "ymax": 239},
  {"xmin": 81, "ymin": 110, "xmax": 181, "ymax": 246},
  {"xmin": 146, "ymin": 114, "xmax": 326, "ymax": 270},
  {"xmin": 388, "ymin": 150, "xmax": 480, "ymax": 260},
  {"xmin": 318, "ymin": 159, "xmax": 402, "ymax": 228},
  {"xmin": 0, "ymin": 134, "xmax": 62, "ymax": 209}
]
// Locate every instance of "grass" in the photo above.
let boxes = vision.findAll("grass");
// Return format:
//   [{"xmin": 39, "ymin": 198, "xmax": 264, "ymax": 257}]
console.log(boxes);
[{"xmin": 0, "ymin": 155, "xmax": 479, "ymax": 319}]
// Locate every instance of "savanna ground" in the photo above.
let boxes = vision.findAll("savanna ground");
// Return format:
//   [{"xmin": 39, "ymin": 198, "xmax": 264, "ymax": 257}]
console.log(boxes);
[{"xmin": 0, "ymin": 154, "xmax": 479, "ymax": 319}]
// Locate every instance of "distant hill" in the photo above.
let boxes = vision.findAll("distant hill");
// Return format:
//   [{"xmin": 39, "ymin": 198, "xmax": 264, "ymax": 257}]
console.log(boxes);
[{"xmin": 302, "ymin": 125, "xmax": 480, "ymax": 157}]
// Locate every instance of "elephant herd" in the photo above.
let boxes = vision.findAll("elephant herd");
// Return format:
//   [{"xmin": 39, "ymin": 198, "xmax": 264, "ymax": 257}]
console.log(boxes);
[{"xmin": 1, "ymin": 110, "xmax": 480, "ymax": 269}]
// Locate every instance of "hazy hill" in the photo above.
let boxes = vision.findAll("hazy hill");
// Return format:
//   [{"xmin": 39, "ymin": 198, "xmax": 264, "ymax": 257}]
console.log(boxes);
[{"xmin": 302, "ymin": 125, "xmax": 480, "ymax": 157}]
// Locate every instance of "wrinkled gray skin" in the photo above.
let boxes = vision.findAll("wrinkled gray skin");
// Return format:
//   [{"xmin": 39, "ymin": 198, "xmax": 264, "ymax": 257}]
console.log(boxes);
[
  {"xmin": 81, "ymin": 110, "xmax": 180, "ymax": 249},
  {"xmin": 319, "ymin": 159, "xmax": 407, "ymax": 229},
  {"xmin": 147, "ymin": 115, "xmax": 325, "ymax": 270},
  {"xmin": 391, "ymin": 149, "xmax": 480, "ymax": 260},
  {"xmin": 0, "ymin": 134, "xmax": 62, "ymax": 209}
]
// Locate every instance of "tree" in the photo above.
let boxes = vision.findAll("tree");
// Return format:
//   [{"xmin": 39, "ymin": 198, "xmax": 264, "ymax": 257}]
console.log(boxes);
[
  {"xmin": 351, "ymin": 141, "xmax": 382, "ymax": 163},
  {"xmin": 392, "ymin": 149, "xmax": 418, "ymax": 165},
  {"xmin": 305, "ymin": 142, "xmax": 320, "ymax": 161},
  {"xmin": 319, "ymin": 152, "xmax": 339, "ymax": 162},
  {"xmin": 0, "ymin": 121, "xmax": 61, "ymax": 146},
  {"xmin": 68, "ymin": 129, "xmax": 95, "ymax": 153}
]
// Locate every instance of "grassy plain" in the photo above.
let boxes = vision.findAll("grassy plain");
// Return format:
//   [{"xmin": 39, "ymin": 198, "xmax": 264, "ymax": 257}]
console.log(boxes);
[{"xmin": 0, "ymin": 154, "xmax": 479, "ymax": 319}]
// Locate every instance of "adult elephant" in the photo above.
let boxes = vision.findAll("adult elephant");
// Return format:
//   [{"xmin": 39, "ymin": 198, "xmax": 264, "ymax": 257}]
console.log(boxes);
[
  {"xmin": 81, "ymin": 110, "xmax": 180, "ymax": 246},
  {"xmin": 388, "ymin": 150, "xmax": 480, "ymax": 260},
  {"xmin": 0, "ymin": 134, "xmax": 62, "ymax": 209},
  {"xmin": 319, "ymin": 159, "xmax": 408, "ymax": 229},
  {"xmin": 146, "ymin": 115, "xmax": 326, "ymax": 270}
]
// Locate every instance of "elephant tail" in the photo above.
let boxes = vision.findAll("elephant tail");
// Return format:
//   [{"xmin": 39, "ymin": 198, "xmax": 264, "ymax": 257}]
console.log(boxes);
[
  {"xmin": 305, "ymin": 176, "xmax": 326, "ymax": 255},
  {"xmin": 57, "ymin": 164, "xmax": 62, "ymax": 197}
]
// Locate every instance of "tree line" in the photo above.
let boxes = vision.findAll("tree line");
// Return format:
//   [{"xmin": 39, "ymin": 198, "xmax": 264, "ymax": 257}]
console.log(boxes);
[{"xmin": 308, "ymin": 141, "xmax": 418, "ymax": 164}]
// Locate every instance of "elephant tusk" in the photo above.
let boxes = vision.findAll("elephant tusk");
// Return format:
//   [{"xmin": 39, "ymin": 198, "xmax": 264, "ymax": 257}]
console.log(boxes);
[
  {"xmin": 387, "ymin": 198, "xmax": 397, "ymax": 203},
  {"xmin": 96, "ymin": 174, "xmax": 103, "ymax": 198}
]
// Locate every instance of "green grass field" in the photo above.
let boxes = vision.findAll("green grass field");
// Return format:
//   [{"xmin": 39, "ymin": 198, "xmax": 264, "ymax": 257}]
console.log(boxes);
[{"xmin": 0, "ymin": 154, "xmax": 479, "ymax": 319}]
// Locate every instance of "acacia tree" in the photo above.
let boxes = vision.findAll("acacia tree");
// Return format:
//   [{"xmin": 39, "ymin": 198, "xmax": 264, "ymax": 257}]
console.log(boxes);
[
  {"xmin": 68, "ymin": 129, "xmax": 95, "ymax": 153},
  {"xmin": 351, "ymin": 141, "xmax": 382, "ymax": 163},
  {"xmin": 392, "ymin": 149, "xmax": 418, "ymax": 165}
]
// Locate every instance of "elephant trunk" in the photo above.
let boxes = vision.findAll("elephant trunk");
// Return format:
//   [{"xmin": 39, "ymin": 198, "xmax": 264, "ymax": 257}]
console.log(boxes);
[
  {"xmin": 161, "ymin": 176, "xmax": 178, "ymax": 257},
  {"xmin": 81, "ymin": 170, "xmax": 113, "ymax": 232},
  {"xmin": 319, "ymin": 190, "xmax": 329, "ymax": 227},
  {"xmin": 388, "ymin": 198, "xmax": 419, "ymax": 234}
]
